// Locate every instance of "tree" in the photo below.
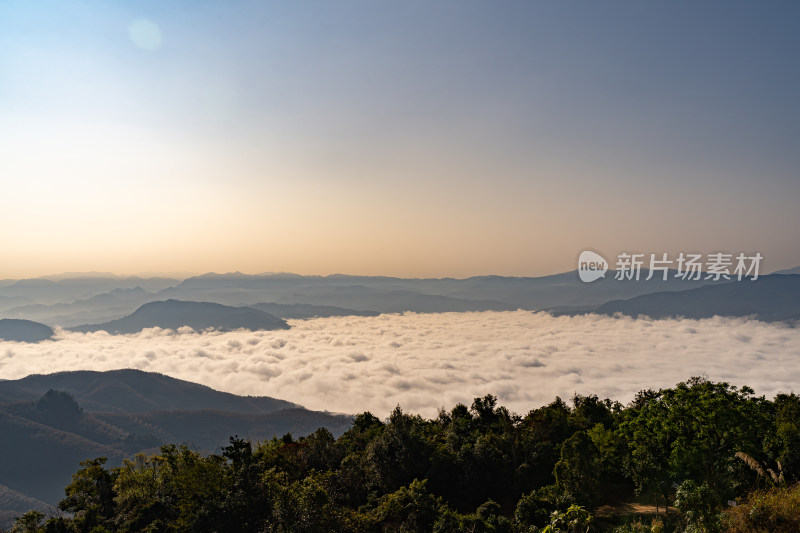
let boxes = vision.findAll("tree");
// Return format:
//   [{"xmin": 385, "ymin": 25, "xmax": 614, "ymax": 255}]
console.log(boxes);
[
  {"xmin": 371, "ymin": 479, "xmax": 442, "ymax": 532},
  {"xmin": 112, "ymin": 444, "xmax": 227, "ymax": 532},
  {"xmin": 674, "ymin": 480, "xmax": 721, "ymax": 533},
  {"xmin": 541, "ymin": 504, "xmax": 592, "ymax": 533},
  {"xmin": 514, "ymin": 488, "xmax": 554, "ymax": 529},
  {"xmin": 620, "ymin": 378, "xmax": 771, "ymax": 505},
  {"xmin": 553, "ymin": 431, "xmax": 600, "ymax": 508},
  {"xmin": 41, "ymin": 517, "xmax": 75, "ymax": 533},
  {"xmin": 365, "ymin": 407, "xmax": 431, "ymax": 493},
  {"xmin": 59, "ymin": 458, "xmax": 116, "ymax": 533},
  {"xmin": 219, "ymin": 436, "xmax": 270, "ymax": 532},
  {"xmin": 263, "ymin": 470, "xmax": 363, "ymax": 532},
  {"xmin": 517, "ymin": 397, "xmax": 574, "ymax": 492},
  {"xmin": 11, "ymin": 510, "xmax": 45, "ymax": 533},
  {"xmin": 569, "ymin": 394, "xmax": 617, "ymax": 431},
  {"xmin": 767, "ymin": 393, "xmax": 800, "ymax": 482}
]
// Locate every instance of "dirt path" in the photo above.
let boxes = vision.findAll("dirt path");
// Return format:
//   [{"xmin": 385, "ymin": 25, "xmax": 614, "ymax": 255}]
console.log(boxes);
[{"xmin": 596, "ymin": 502, "xmax": 672, "ymax": 516}]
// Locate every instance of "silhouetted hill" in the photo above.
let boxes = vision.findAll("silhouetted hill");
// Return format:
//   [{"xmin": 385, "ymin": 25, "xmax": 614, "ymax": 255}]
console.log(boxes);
[
  {"xmin": 592, "ymin": 275, "xmax": 800, "ymax": 322},
  {"xmin": 0, "ymin": 369, "xmax": 296, "ymax": 413},
  {"xmin": 0, "ymin": 370, "xmax": 352, "ymax": 511},
  {"xmin": 249, "ymin": 302, "xmax": 380, "ymax": 319},
  {"xmin": 0, "ymin": 318, "xmax": 53, "ymax": 342},
  {"xmin": 69, "ymin": 300, "xmax": 290, "ymax": 334}
]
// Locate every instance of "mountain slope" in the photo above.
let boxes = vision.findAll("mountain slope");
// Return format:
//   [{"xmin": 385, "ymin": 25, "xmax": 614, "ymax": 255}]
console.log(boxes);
[
  {"xmin": 70, "ymin": 300, "xmax": 289, "ymax": 334},
  {"xmin": 593, "ymin": 274, "xmax": 800, "ymax": 322},
  {"xmin": 94, "ymin": 408, "xmax": 353, "ymax": 452},
  {"xmin": 774, "ymin": 266, "xmax": 800, "ymax": 275},
  {"xmin": 0, "ymin": 370, "xmax": 353, "ymax": 512},
  {"xmin": 0, "ymin": 369, "xmax": 296, "ymax": 413},
  {"xmin": 0, "ymin": 483, "xmax": 56, "ymax": 530},
  {"xmin": 0, "ymin": 408, "xmax": 126, "ymax": 504}
]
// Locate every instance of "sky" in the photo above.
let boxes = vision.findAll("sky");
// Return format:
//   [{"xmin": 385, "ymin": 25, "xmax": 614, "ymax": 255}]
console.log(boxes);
[
  {"xmin": 1, "ymin": 1, "xmax": 799, "ymax": 278},
  {"xmin": 2, "ymin": 311, "xmax": 799, "ymax": 417}
]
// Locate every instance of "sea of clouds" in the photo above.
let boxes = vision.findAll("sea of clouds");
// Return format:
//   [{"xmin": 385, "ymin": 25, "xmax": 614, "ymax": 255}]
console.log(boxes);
[{"xmin": 1, "ymin": 311, "xmax": 799, "ymax": 418}]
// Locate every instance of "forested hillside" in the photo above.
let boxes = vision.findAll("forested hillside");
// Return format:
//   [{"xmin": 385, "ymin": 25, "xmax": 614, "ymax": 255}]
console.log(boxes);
[
  {"xmin": 0, "ymin": 370, "xmax": 351, "ymax": 513},
  {"xmin": 5, "ymin": 377, "xmax": 800, "ymax": 532}
]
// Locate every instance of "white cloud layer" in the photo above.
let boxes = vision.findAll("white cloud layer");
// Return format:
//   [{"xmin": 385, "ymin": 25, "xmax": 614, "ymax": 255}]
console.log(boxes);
[{"xmin": 1, "ymin": 312, "xmax": 799, "ymax": 418}]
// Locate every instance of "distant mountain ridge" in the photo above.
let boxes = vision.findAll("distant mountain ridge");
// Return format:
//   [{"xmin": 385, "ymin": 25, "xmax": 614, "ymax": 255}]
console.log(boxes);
[
  {"xmin": 248, "ymin": 302, "xmax": 380, "ymax": 319},
  {"xmin": 154, "ymin": 269, "xmax": 722, "ymax": 312},
  {"xmin": 2, "ymin": 286, "xmax": 157, "ymax": 328},
  {"xmin": 0, "ymin": 267, "xmax": 796, "ymax": 327},
  {"xmin": 0, "ymin": 276, "xmax": 179, "ymax": 307},
  {"xmin": 69, "ymin": 300, "xmax": 290, "ymax": 334},
  {"xmin": 573, "ymin": 274, "xmax": 800, "ymax": 322}
]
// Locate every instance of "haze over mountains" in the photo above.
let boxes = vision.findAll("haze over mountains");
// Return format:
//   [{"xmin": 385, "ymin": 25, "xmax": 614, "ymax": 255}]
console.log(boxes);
[
  {"xmin": 0, "ymin": 276, "xmax": 176, "ymax": 308},
  {"xmin": 0, "ymin": 370, "xmax": 352, "ymax": 523},
  {"xmin": 3, "ymin": 268, "xmax": 793, "ymax": 331},
  {"xmin": 0, "ymin": 269, "xmax": 798, "ymax": 525},
  {"xmin": 588, "ymin": 274, "xmax": 800, "ymax": 322}
]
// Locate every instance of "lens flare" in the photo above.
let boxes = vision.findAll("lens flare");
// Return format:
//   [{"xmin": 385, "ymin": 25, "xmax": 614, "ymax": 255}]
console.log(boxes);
[{"xmin": 128, "ymin": 18, "xmax": 163, "ymax": 51}]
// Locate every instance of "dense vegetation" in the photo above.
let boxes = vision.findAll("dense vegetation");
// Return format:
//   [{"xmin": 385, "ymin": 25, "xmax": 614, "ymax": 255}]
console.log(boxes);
[{"xmin": 7, "ymin": 377, "xmax": 800, "ymax": 532}]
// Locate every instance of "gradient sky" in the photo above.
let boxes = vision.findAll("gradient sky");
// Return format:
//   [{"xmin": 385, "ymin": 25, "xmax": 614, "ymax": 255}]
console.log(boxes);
[{"xmin": 1, "ymin": 1, "xmax": 798, "ymax": 278}]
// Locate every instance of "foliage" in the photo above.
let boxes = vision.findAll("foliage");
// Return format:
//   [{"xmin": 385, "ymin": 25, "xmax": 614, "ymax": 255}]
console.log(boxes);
[
  {"xmin": 619, "ymin": 378, "xmax": 771, "ymax": 505},
  {"xmin": 610, "ymin": 518, "xmax": 663, "ymax": 533},
  {"xmin": 7, "ymin": 378, "xmax": 800, "ymax": 532},
  {"xmin": 534, "ymin": 504, "xmax": 592, "ymax": 532},
  {"xmin": 721, "ymin": 483, "xmax": 800, "ymax": 533},
  {"xmin": 554, "ymin": 431, "xmax": 601, "ymax": 508},
  {"xmin": 673, "ymin": 480, "xmax": 720, "ymax": 533},
  {"xmin": 10, "ymin": 511, "xmax": 45, "ymax": 533},
  {"xmin": 58, "ymin": 457, "xmax": 116, "ymax": 533}
]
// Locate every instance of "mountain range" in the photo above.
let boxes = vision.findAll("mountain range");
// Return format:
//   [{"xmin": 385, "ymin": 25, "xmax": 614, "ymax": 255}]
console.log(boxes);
[
  {"xmin": 0, "ymin": 369, "xmax": 352, "ymax": 524},
  {"xmin": 0, "ymin": 268, "xmax": 798, "ymax": 526},
  {"xmin": 0, "ymin": 269, "xmax": 742, "ymax": 328},
  {"xmin": 0, "ymin": 268, "xmax": 796, "ymax": 338},
  {"xmin": 588, "ymin": 274, "xmax": 800, "ymax": 322}
]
